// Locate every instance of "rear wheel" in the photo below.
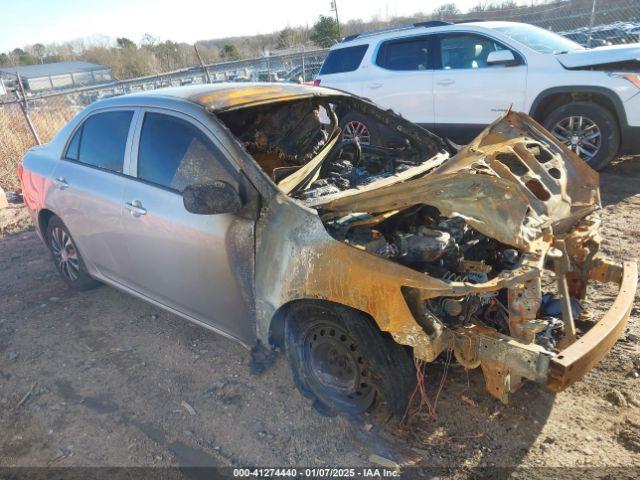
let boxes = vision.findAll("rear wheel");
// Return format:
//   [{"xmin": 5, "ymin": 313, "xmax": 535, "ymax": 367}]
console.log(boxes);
[
  {"xmin": 340, "ymin": 112, "xmax": 379, "ymax": 146},
  {"xmin": 284, "ymin": 302, "xmax": 415, "ymax": 420},
  {"xmin": 46, "ymin": 216, "xmax": 101, "ymax": 291},
  {"xmin": 543, "ymin": 101, "xmax": 619, "ymax": 170}
]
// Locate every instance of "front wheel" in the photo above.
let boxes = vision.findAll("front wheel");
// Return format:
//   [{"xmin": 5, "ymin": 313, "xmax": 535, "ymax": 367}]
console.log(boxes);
[
  {"xmin": 46, "ymin": 216, "xmax": 101, "ymax": 291},
  {"xmin": 284, "ymin": 302, "xmax": 415, "ymax": 420},
  {"xmin": 543, "ymin": 101, "xmax": 620, "ymax": 170}
]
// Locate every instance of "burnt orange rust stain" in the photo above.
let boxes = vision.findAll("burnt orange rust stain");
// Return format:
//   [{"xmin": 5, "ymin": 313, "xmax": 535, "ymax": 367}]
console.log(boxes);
[{"xmin": 189, "ymin": 84, "xmax": 346, "ymax": 112}]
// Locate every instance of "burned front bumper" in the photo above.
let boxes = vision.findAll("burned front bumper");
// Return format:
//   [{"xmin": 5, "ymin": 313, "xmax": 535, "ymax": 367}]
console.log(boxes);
[{"xmin": 546, "ymin": 259, "xmax": 637, "ymax": 391}]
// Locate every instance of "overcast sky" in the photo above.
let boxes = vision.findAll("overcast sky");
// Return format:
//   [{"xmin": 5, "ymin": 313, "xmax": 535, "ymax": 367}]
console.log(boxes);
[{"xmin": 1, "ymin": 0, "xmax": 484, "ymax": 52}]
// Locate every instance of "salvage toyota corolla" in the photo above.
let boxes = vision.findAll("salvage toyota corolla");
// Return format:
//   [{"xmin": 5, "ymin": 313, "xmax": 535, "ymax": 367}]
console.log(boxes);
[{"xmin": 20, "ymin": 83, "xmax": 637, "ymax": 419}]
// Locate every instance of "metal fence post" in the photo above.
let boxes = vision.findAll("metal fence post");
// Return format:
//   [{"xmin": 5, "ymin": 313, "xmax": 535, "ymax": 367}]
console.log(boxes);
[
  {"xmin": 587, "ymin": 0, "xmax": 598, "ymax": 48},
  {"xmin": 194, "ymin": 44, "xmax": 212, "ymax": 84},
  {"xmin": 15, "ymin": 73, "xmax": 41, "ymax": 146}
]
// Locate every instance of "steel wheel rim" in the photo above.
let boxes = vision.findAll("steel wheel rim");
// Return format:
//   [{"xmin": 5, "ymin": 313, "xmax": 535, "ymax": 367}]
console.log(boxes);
[
  {"xmin": 50, "ymin": 227, "xmax": 79, "ymax": 281},
  {"xmin": 303, "ymin": 322, "xmax": 374, "ymax": 412},
  {"xmin": 342, "ymin": 121, "xmax": 371, "ymax": 145},
  {"xmin": 551, "ymin": 115, "xmax": 601, "ymax": 163}
]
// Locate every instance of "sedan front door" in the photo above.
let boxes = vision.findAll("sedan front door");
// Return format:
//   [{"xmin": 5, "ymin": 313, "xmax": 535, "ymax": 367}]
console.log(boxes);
[{"xmin": 119, "ymin": 109, "xmax": 256, "ymax": 344}]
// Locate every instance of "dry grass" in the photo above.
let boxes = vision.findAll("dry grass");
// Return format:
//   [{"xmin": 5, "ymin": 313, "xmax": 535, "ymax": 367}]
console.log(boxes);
[{"xmin": 0, "ymin": 97, "xmax": 78, "ymax": 191}]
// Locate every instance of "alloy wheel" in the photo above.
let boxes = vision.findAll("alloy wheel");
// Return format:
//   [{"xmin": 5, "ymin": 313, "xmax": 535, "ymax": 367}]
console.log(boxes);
[
  {"xmin": 342, "ymin": 121, "xmax": 371, "ymax": 145},
  {"xmin": 50, "ymin": 227, "xmax": 79, "ymax": 281},
  {"xmin": 551, "ymin": 115, "xmax": 601, "ymax": 163}
]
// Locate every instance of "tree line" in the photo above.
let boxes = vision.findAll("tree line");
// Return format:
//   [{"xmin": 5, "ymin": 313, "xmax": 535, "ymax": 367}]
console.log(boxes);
[{"xmin": 1, "ymin": 1, "xmax": 629, "ymax": 79}]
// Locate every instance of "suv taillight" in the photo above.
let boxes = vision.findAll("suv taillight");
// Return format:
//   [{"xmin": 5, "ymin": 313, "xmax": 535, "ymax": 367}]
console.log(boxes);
[{"xmin": 313, "ymin": 79, "xmax": 321, "ymax": 86}]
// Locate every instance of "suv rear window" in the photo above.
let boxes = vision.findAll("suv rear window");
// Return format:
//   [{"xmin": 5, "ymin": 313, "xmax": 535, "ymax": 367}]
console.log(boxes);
[
  {"xmin": 377, "ymin": 36, "xmax": 432, "ymax": 71},
  {"xmin": 320, "ymin": 45, "xmax": 368, "ymax": 74}
]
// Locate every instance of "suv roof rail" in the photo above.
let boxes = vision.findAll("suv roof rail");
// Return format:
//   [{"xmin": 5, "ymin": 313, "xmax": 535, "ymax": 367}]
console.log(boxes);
[
  {"xmin": 454, "ymin": 18, "xmax": 488, "ymax": 24},
  {"xmin": 341, "ymin": 20, "xmax": 452, "ymax": 43}
]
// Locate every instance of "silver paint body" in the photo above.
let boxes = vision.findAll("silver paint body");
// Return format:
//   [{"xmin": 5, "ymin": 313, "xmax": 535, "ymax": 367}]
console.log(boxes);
[{"xmin": 21, "ymin": 88, "xmax": 262, "ymax": 346}]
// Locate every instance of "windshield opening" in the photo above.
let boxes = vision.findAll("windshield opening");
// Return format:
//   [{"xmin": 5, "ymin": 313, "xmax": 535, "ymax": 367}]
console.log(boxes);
[
  {"xmin": 216, "ymin": 97, "xmax": 446, "ymax": 200},
  {"xmin": 493, "ymin": 24, "xmax": 584, "ymax": 54}
]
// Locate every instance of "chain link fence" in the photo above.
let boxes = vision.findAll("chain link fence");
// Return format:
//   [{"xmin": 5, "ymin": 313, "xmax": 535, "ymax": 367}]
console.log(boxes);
[
  {"xmin": 0, "ymin": 47, "xmax": 328, "ymax": 191},
  {"xmin": 1, "ymin": 0, "xmax": 639, "ymax": 192}
]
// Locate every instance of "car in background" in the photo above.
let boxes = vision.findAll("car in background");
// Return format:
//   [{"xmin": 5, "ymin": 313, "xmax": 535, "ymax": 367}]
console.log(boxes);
[
  {"xmin": 561, "ymin": 31, "xmax": 609, "ymax": 48},
  {"xmin": 591, "ymin": 27, "xmax": 638, "ymax": 45},
  {"xmin": 315, "ymin": 20, "xmax": 640, "ymax": 170},
  {"xmin": 284, "ymin": 63, "xmax": 324, "ymax": 83},
  {"xmin": 252, "ymin": 71, "xmax": 282, "ymax": 82}
]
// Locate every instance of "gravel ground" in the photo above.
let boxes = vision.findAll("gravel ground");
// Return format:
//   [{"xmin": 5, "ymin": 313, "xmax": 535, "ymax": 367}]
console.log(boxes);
[{"xmin": 0, "ymin": 157, "xmax": 639, "ymax": 476}]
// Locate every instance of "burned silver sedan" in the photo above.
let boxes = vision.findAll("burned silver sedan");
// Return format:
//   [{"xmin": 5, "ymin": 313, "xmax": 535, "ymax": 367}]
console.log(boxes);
[{"xmin": 20, "ymin": 84, "xmax": 637, "ymax": 419}]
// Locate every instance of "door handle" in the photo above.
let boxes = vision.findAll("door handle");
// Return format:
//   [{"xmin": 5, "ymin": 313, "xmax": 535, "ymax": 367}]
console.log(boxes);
[
  {"xmin": 125, "ymin": 200, "xmax": 147, "ymax": 217},
  {"xmin": 368, "ymin": 82, "xmax": 383, "ymax": 89},
  {"xmin": 436, "ymin": 79, "xmax": 455, "ymax": 86},
  {"xmin": 55, "ymin": 176, "xmax": 69, "ymax": 190}
]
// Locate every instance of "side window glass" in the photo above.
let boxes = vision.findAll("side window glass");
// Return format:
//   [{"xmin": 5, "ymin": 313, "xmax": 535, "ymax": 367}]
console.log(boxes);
[
  {"xmin": 65, "ymin": 127, "xmax": 82, "ymax": 161},
  {"xmin": 137, "ymin": 113, "xmax": 236, "ymax": 192},
  {"xmin": 377, "ymin": 36, "xmax": 431, "ymax": 71},
  {"xmin": 74, "ymin": 111, "xmax": 133, "ymax": 172},
  {"xmin": 440, "ymin": 34, "xmax": 508, "ymax": 70}
]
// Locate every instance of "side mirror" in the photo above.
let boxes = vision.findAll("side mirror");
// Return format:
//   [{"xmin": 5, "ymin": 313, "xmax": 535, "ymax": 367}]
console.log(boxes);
[
  {"xmin": 487, "ymin": 50, "xmax": 517, "ymax": 66},
  {"xmin": 183, "ymin": 181, "xmax": 241, "ymax": 215}
]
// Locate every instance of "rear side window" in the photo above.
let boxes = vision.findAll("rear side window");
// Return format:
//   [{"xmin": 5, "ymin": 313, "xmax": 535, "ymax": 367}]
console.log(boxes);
[
  {"xmin": 65, "ymin": 111, "xmax": 133, "ymax": 173},
  {"xmin": 137, "ymin": 112, "xmax": 236, "ymax": 192},
  {"xmin": 377, "ymin": 36, "xmax": 432, "ymax": 71},
  {"xmin": 320, "ymin": 45, "xmax": 368, "ymax": 74}
]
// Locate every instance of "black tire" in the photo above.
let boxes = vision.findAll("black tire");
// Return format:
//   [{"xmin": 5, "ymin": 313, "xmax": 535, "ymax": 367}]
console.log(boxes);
[
  {"xmin": 339, "ymin": 111, "xmax": 380, "ymax": 146},
  {"xmin": 542, "ymin": 101, "xmax": 620, "ymax": 171},
  {"xmin": 45, "ymin": 216, "xmax": 101, "ymax": 291},
  {"xmin": 284, "ymin": 302, "xmax": 415, "ymax": 421}
]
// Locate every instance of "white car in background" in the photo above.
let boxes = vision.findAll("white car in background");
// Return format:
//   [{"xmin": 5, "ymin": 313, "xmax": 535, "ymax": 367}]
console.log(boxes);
[{"xmin": 316, "ymin": 21, "xmax": 640, "ymax": 170}]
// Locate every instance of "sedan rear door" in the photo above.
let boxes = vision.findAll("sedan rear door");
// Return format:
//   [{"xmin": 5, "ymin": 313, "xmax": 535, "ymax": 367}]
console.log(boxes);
[{"xmin": 48, "ymin": 108, "xmax": 137, "ymax": 281}]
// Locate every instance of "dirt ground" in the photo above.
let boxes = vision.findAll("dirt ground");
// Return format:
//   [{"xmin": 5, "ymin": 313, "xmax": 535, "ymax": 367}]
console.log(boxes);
[{"xmin": 1, "ymin": 157, "xmax": 639, "ymax": 477}]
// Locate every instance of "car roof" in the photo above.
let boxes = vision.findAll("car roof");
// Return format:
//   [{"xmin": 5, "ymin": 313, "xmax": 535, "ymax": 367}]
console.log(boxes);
[
  {"xmin": 109, "ymin": 82, "xmax": 346, "ymax": 112},
  {"xmin": 333, "ymin": 20, "xmax": 524, "ymax": 47}
]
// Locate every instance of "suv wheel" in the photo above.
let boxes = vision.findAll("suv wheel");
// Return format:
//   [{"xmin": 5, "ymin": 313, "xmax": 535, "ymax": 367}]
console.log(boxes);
[
  {"xmin": 340, "ymin": 112, "xmax": 379, "ymax": 146},
  {"xmin": 284, "ymin": 302, "xmax": 415, "ymax": 420},
  {"xmin": 46, "ymin": 216, "xmax": 101, "ymax": 291},
  {"xmin": 543, "ymin": 101, "xmax": 620, "ymax": 170}
]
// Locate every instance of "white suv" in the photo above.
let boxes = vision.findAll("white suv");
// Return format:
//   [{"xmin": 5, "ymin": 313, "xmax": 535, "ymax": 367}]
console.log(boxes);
[{"xmin": 316, "ymin": 21, "xmax": 640, "ymax": 170}]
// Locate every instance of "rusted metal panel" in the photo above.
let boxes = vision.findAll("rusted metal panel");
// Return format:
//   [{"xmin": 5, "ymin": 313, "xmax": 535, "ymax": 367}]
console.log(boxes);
[{"xmin": 191, "ymin": 83, "xmax": 347, "ymax": 113}]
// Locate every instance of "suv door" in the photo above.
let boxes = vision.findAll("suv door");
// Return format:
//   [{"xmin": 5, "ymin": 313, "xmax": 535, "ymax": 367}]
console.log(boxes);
[
  {"xmin": 317, "ymin": 44, "xmax": 369, "ymax": 95},
  {"xmin": 49, "ymin": 108, "xmax": 136, "ymax": 281},
  {"xmin": 365, "ymin": 34, "xmax": 435, "ymax": 129},
  {"xmin": 119, "ymin": 109, "xmax": 255, "ymax": 343},
  {"xmin": 433, "ymin": 32, "xmax": 527, "ymax": 143}
]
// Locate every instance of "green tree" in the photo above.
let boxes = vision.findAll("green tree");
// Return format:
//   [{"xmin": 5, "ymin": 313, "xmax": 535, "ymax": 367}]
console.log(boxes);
[
  {"xmin": 433, "ymin": 3, "xmax": 461, "ymax": 18},
  {"xmin": 12, "ymin": 48, "xmax": 37, "ymax": 65},
  {"xmin": 116, "ymin": 37, "xmax": 136, "ymax": 49},
  {"xmin": 276, "ymin": 27, "xmax": 296, "ymax": 50},
  {"xmin": 31, "ymin": 43, "xmax": 46, "ymax": 63},
  {"xmin": 0, "ymin": 53, "xmax": 8, "ymax": 66},
  {"xmin": 220, "ymin": 44, "xmax": 240, "ymax": 60},
  {"xmin": 310, "ymin": 15, "xmax": 340, "ymax": 48}
]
